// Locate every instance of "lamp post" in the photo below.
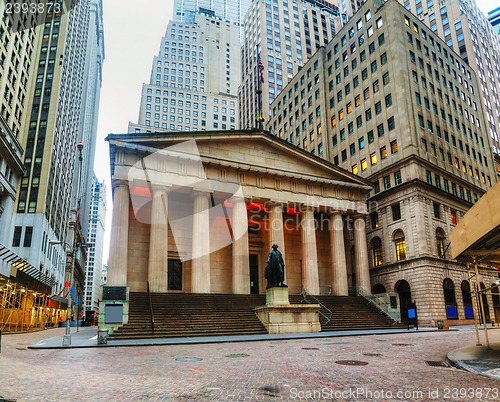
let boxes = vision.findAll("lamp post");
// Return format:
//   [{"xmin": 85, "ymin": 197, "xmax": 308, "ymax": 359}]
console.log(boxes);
[{"xmin": 49, "ymin": 240, "xmax": 74, "ymax": 346}]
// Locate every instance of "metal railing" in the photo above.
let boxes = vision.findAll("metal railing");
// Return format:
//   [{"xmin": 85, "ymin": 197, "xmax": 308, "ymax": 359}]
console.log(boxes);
[
  {"xmin": 357, "ymin": 287, "xmax": 399, "ymax": 324},
  {"xmin": 146, "ymin": 281, "xmax": 155, "ymax": 334},
  {"xmin": 301, "ymin": 286, "xmax": 332, "ymax": 325}
]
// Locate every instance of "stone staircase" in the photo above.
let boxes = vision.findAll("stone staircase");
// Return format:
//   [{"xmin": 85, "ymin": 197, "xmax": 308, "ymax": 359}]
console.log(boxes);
[
  {"xmin": 108, "ymin": 292, "xmax": 405, "ymax": 340},
  {"xmin": 289, "ymin": 295, "xmax": 406, "ymax": 331}
]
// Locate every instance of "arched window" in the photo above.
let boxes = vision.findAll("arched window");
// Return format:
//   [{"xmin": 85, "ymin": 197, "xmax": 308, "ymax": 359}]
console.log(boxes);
[
  {"xmin": 372, "ymin": 283, "xmax": 386, "ymax": 294},
  {"xmin": 393, "ymin": 230, "xmax": 406, "ymax": 261},
  {"xmin": 443, "ymin": 278, "xmax": 458, "ymax": 319},
  {"xmin": 436, "ymin": 228, "xmax": 446, "ymax": 258},
  {"xmin": 461, "ymin": 281, "xmax": 474, "ymax": 319},
  {"xmin": 371, "ymin": 237, "xmax": 383, "ymax": 267},
  {"xmin": 480, "ymin": 282, "xmax": 491, "ymax": 323}
]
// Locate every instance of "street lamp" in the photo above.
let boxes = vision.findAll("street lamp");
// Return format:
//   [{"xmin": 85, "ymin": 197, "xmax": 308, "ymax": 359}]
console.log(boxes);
[{"xmin": 49, "ymin": 240, "xmax": 74, "ymax": 346}]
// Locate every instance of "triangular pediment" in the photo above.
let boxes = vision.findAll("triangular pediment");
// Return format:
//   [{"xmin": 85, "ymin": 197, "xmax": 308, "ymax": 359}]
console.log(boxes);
[{"xmin": 107, "ymin": 130, "xmax": 370, "ymax": 189}]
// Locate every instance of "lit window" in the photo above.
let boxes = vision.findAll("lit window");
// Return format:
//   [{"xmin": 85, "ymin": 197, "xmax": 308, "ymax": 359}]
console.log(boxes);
[
  {"xmin": 352, "ymin": 164, "xmax": 358, "ymax": 175},
  {"xmin": 370, "ymin": 152, "xmax": 377, "ymax": 165}
]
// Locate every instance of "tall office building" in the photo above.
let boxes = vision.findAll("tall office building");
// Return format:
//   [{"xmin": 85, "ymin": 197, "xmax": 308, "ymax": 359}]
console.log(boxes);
[
  {"xmin": 83, "ymin": 174, "xmax": 106, "ymax": 312},
  {"xmin": 11, "ymin": 1, "xmax": 104, "ymax": 296},
  {"xmin": 78, "ymin": 0, "xmax": 105, "ymax": 241},
  {"xmin": 488, "ymin": 7, "xmax": 500, "ymax": 34},
  {"xmin": 239, "ymin": 0, "xmax": 346, "ymax": 130},
  {"xmin": 269, "ymin": 0, "xmax": 499, "ymax": 325},
  {"xmin": 397, "ymin": 0, "xmax": 500, "ymax": 172},
  {"xmin": 130, "ymin": 13, "xmax": 240, "ymax": 134},
  {"xmin": 174, "ymin": 0, "xmax": 253, "ymax": 25},
  {"xmin": 0, "ymin": 4, "xmax": 42, "ymax": 286}
]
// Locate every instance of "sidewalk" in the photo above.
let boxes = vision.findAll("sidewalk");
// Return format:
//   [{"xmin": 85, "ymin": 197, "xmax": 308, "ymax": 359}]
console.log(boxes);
[
  {"xmin": 447, "ymin": 326, "xmax": 500, "ymax": 380},
  {"xmin": 29, "ymin": 326, "xmax": 437, "ymax": 349}
]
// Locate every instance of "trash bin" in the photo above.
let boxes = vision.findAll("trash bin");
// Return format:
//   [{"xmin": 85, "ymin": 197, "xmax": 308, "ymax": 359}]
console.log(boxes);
[
  {"xmin": 98, "ymin": 329, "xmax": 108, "ymax": 345},
  {"xmin": 437, "ymin": 321, "xmax": 444, "ymax": 330}
]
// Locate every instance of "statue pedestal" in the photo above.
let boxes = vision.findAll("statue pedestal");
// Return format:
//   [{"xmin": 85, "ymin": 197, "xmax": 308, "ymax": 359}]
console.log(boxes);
[
  {"xmin": 266, "ymin": 287, "xmax": 290, "ymax": 305},
  {"xmin": 256, "ymin": 287, "xmax": 321, "ymax": 334}
]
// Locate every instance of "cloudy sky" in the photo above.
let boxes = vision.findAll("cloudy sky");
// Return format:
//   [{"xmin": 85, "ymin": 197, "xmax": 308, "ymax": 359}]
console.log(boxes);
[{"xmin": 93, "ymin": 0, "xmax": 499, "ymax": 263}]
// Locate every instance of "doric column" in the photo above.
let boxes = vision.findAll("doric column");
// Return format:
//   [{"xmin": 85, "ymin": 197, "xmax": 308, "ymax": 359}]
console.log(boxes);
[
  {"xmin": 191, "ymin": 191, "xmax": 211, "ymax": 293},
  {"xmin": 231, "ymin": 196, "xmax": 250, "ymax": 294},
  {"xmin": 268, "ymin": 202, "xmax": 286, "ymax": 282},
  {"xmin": 353, "ymin": 214, "xmax": 371, "ymax": 292},
  {"xmin": 148, "ymin": 186, "xmax": 169, "ymax": 292},
  {"xmin": 330, "ymin": 211, "xmax": 348, "ymax": 296},
  {"xmin": 108, "ymin": 180, "xmax": 130, "ymax": 287},
  {"xmin": 301, "ymin": 206, "xmax": 320, "ymax": 295}
]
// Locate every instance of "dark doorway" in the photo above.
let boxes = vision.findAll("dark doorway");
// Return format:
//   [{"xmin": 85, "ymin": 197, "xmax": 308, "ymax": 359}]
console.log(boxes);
[
  {"xmin": 443, "ymin": 278, "xmax": 458, "ymax": 319},
  {"xmin": 168, "ymin": 260, "xmax": 182, "ymax": 290},
  {"xmin": 397, "ymin": 280, "xmax": 412, "ymax": 323},
  {"xmin": 249, "ymin": 254, "xmax": 259, "ymax": 294}
]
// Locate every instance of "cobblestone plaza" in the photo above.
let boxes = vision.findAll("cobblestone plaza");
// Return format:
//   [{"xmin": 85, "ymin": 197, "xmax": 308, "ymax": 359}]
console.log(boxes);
[{"xmin": 1, "ymin": 328, "xmax": 499, "ymax": 400}]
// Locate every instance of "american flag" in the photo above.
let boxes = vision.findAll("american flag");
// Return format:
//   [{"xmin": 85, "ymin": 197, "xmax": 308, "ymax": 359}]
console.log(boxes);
[{"xmin": 258, "ymin": 56, "xmax": 264, "ymax": 84}]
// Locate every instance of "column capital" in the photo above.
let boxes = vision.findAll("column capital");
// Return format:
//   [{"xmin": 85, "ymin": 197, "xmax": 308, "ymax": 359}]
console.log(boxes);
[
  {"xmin": 328, "ymin": 208, "xmax": 347, "ymax": 216},
  {"xmin": 112, "ymin": 179, "xmax": 129, "ymax": 189},
  {"xmin": 229, "ymin": 194, "xmax": 250, "ymax": 204},
  {"xmin": 300, "ymin": 205, "xmax": 316, "ymax": 213},
  {"xmin": 352, "ymin": 212, "xmax": 368, "ymax": 220},
  {"xmin": 150, "ymin": 184, "xmax": 170, "ymax": 194},
  {"xmin": 267, "ymin": 200, "xmax": 285, "ymax": 208},
  {"xmin": 192, "ymin": 190, "xmax": 212, "ymax": 199}
]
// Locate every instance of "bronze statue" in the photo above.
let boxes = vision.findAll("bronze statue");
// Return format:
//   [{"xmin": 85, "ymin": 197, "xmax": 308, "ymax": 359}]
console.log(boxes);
[{"xmin": 265, "ymin": 244, "xmax": 287, "ymax": 288}]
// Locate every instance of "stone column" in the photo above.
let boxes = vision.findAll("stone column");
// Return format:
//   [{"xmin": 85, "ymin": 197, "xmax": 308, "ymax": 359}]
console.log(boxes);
[
  {"xmin": 353, "ymin": 214, "xmax": 371, "ymax": 292},
  {"xmin": 191, "ymin": 191, "xmax": 211, "ymax": 293},
  {"xmin": 268, "ymin": 202, "xmax": 286, "ymax": 283},
  {"xmin": 301, "ymin": 207, "xmax": 320, "ymax": 295},
  {"xmin": 108, "ymin": 180, "xmax": 130, "ymax": 287},
  {"xmin": 148, "ymin": 186, "xmax": 169, "ymax": 292},
  {"xmin": 231, "ymin": 196, "xmax": 250, "ymax": 294},
  {"xmin": 330, "ymin": 211, "xmax": 348, "ymax": 296}
]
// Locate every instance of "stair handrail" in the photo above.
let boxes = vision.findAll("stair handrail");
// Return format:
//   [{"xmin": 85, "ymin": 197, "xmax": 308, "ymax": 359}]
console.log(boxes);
[
  {"xmin": 301, "ymin": 286, "xmax": 332, "ymax": 325},
  {"xmin": 147, "ymin": 281, "xmax": 155, "ymax": 334},
  {"xmin": 357, "ymin": 287, "xmax": 399, "ymax": 324}
]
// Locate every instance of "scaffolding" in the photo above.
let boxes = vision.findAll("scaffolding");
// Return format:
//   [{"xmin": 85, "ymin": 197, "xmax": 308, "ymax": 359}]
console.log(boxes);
[{"xmin": 0, "ymin": 280, "xmax": 67, "ymax": 333}]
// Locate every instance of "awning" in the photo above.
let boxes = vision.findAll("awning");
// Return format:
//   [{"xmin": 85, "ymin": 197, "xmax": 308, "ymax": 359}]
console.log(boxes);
[
  {"xmin": 450, "ymin": 181, "xmax": 500, "ymax": 269},
  {"xmin": 0, "ymin": 241, "xmax": 56, "ymax": 287}
]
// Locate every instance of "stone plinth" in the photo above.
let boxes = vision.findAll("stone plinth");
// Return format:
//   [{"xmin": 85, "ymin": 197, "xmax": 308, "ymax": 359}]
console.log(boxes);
[
  {"xmin": 255, "ymin": 304, "xmax": 321, "ymax": 334},
  {"xmin": 266, "ymin": 287, "xmax": 290, "ymax": 305}
]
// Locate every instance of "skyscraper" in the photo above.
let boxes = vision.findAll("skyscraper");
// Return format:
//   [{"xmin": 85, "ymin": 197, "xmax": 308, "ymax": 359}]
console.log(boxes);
[
  {"xmin": 397, "ymin": 0, "xmax": 500, "ymax": 172},
  {"xmin": 130, "ymin": 13, "xmax": 240, "ymax": 134},
  {"xmin": 11, "ymin": 1, "xmax": 104, "ymax": 295},
  {"xmin": 268, "ymin": 0, "xmax": 498, "ymax": 325},
  {"xmin": 488, "ymin": 7, "xmax": 500, "ymax": 34},
  {"xmin": 173, "ymin": 0, "xmax": 253, "ymax": 26},
  {"xmin": 239, "ymin": 0, "xmax": 346, "ymax": 130},
  {"xmin": 0, "ymin": 2, "xmax": 41, "ymax": 280},
  {"xmin": 83, "ymin": 174, "xmax": 106, "ymax": 313}
]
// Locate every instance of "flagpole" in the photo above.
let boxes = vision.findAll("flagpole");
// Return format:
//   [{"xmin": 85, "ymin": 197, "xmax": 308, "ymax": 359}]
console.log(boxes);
[{"xmin": 256, "ymin": 54, "xmax": 264, "ymax": 130}]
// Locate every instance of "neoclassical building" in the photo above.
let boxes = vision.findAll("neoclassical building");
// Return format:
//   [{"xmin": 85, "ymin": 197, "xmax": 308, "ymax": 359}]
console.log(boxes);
[{"xmin": 106, "ymin": 130, "xmax": 373, "ymax": 297}]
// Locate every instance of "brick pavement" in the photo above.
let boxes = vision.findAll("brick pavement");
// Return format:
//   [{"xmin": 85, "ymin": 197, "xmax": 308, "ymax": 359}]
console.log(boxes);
[{"xmin": 1, "ymin": 327, "xmax": 499, "ymax": 401}]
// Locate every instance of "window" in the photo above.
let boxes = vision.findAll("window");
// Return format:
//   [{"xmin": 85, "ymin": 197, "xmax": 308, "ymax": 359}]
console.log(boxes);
[
  {"xmin": 437, "ymin": 229, "xmax": 446, "ymax": 258},
  {"xmin": 23, "ymin": 227, "xmax": 33, "ymax": 247},
  {"xmin": 372, "ymin": 237, "xmax": 383, "ymax": 266},
  {"xmin": 384, "ymin": 175, "xmax": 391, "ymax": 190},
  {"xmin": 352, "ymin": 164, "xmax": 358, "ymax": 175},
  {"xmin": 371, "ymin": 213, "xmax": 380, "ymax": 229},
  {"xmin": 392, "ymin": 204, "xmax": 401, "ymax": 221},
  {"xmin": 451, "ymin": 210, "xmax": 457, "ymax": 225},
  {"xmin": 385, "ymin": 94, "xmax": 392, "ymax": 107},
  {"xmin": 370, "ymin": 152, "xmax": 377, "ymax": 165},
  {"xmin": 380, "ymin": 146, "xmax": 387, "ymax": 159},
  {"xmin": 12, "ymin": 227, "xmax": 22, "ymax": 247},
  {"xmin": 433, "ymin": 202, "xmax": 441, "ymax": 219},
  {"xmin": 394, "ymin": 230, "xmax": 407, "ymax": 261},
  {"xmin": 390, "ymin": 140, "xmax": 398, "ymax": 153},
  {"xmin": 394, "ymin": 170, "xmax": 402, "ymax": 185}
]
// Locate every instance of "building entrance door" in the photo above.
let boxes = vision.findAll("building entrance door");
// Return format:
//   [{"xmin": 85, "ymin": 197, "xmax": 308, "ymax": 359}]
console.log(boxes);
[
  {"xmin": 249, "ymin": 255, "xmax": 259, "ymax": 294},
  {"xmin": 397, "ymin": 280, "xmax": 412, "ymax": 323},
  {"xmin": 168, "ymin": 260, "xmax": 182, "ymax": 290}
]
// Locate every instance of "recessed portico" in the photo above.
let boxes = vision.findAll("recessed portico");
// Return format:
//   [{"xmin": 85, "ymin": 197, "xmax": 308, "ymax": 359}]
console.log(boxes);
[{"xmin": 106, "ymin": 130, "xmax": 372, "ymax": 296}]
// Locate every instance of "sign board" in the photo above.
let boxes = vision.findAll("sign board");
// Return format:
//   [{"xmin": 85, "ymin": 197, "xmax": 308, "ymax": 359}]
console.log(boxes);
[
  {"xmin": 76, "ymin": 243, "xmax": 93, "ymax": 248},
  {"xmin": 104, "ymin": 304, "xmax": 123, "ymax": 324},
  {"xmin": 102, "ymin": 286, "xmax": 127, "ymax": 301}
]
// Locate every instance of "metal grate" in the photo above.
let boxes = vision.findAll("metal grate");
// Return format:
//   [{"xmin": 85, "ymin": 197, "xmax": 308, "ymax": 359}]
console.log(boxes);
[
  {"xmin": 392, "ymin": 343, "xmax": 414, "ymax": 346},
  {"xmin": 176, "ymin": 357, "xmax": 203, "ymax": 362},
  {"xmin": 335, "ymin": 360, "xmax": 369, "ymax": 366},
  {"xmin": 363, "ymin": 353, "xmax": 383, "ymax": 357},
  {"xmin": 425, "ymin": 360, "xmax": 451, "ymax": 368},
  {"xmin": 302, "ymin": 347, "xmax": 319, "ymax": 350},
  {"xmin": 225, "ymin": 353, "xmax": 249, "ymax": 358}
]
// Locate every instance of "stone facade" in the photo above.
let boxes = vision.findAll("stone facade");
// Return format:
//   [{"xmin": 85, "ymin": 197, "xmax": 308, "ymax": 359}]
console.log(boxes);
[
  {"xmin": 267, "ymin": 0, "xmax": 499, "ymax": 326},
  {"xmin": 106, "ymin": 130, "xmax": 372, "ymax": 297}
]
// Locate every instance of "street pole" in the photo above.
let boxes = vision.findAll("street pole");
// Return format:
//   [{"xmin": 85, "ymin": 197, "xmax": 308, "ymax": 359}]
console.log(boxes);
[
  {"xmin": 467, "ymin": 264, "xmax": 481, "ymax": 346},
  {"xmin": 474, "ymin": 257, "xmax": 491, "ymax": 350}
]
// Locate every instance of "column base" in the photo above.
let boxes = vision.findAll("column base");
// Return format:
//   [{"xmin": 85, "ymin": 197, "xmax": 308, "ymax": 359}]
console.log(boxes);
[{"xmin": 255, "ymin": 304, "xmax": 322, "ymax": 334}]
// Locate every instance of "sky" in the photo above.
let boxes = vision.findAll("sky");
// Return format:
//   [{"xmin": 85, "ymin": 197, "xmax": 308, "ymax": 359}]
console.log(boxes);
[{"xmin": 93, "ymin": 0, "xmax": 499, "ymax": 263}]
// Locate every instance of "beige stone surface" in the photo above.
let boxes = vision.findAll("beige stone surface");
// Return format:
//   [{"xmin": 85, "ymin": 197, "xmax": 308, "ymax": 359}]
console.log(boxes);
[
  {"xmin": 266, "ymin": 287, "xmax": 290, "ymax": 305},
  {"xmin": 255, "ymin": 304, "xmax": 321, "ymax": 334}
]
